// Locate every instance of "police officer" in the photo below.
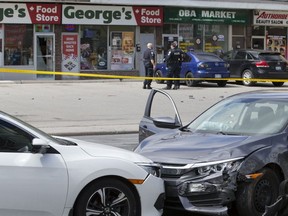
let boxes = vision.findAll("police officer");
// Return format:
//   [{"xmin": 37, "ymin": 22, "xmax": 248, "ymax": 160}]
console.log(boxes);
[
  {"xmin": 164, "ymin": 41, "xmax": 184, "ymax": 90},
  {"xmin": 143, "ymin": 43, "xmax": 156, "ymax": 89}
]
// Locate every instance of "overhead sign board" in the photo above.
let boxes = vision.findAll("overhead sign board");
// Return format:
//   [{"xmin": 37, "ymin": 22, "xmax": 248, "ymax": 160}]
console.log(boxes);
[
  {"xmin": 254, "ymin": 10, "xmax": 288, "ymax": 26},
  {"xmin": 0, "ymin": 3, "xmax": 61, "ymax": 24},
  {"xmin": 62, "ymin": 5, "xmax": 163, "ymax": 26},
  {"xmin": 165, "ymin": 7, "xmax": 249, "ymax": 24}
]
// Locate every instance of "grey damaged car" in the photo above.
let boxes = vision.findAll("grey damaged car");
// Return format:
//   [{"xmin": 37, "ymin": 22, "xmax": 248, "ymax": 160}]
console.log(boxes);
[{"xmin": 135, "ymin": 89, "xmax": 288, "ymax": 216}]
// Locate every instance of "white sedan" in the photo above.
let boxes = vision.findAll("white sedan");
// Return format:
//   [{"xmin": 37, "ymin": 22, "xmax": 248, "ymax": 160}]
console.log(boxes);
[{"xmin": 0, "ymin": 111, "xmax": 165, "ymax": 216}]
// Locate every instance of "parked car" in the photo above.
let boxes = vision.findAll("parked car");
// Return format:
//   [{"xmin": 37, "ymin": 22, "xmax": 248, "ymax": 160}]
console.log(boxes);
[
  {"xmin": 0, "ymin": 110, "xmax": 164, "ymax": 216},
  {"xmin": 222, "ymin": 49, "xmax": 288, "ymax": 86},
  {"xmin": 154, "ymin": 51, "xmax": 230, "ymax": 87},
  {"xmin": 136, "ymin": 88, "xmax": 288, "ymax": 216}
]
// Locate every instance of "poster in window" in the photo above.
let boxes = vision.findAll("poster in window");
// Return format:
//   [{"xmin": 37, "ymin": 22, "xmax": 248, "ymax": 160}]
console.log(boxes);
[
  {"xmin": 111, "ymin": 32, "xmax": 134, "ymax": 70},
  {"xmin": 62, "ymin": 34, "xmax": 79, "ymax": 73}
]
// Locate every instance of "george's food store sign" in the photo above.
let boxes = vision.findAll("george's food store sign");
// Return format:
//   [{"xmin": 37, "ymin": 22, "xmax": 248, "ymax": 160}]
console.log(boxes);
[
  {"xmin": 0, "ymin": 3, "xmax": 61, "ymax": 24},
  {"xmin": 254, "ymin": 10, "xmax": 288, "ymax": 26},
  {"xmin": 0, "ymin": 3, "xmax": 163, "ymax": 26}
]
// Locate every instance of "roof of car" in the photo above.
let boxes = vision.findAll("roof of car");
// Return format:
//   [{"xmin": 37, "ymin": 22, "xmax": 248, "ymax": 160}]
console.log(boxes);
[
  {"xmin": 231, "ymin": 49, "xmax": 281, "ymax": 54},
  {"xmin": 228, "ymin": 89, "xmax": 288, "ymax": 99}
]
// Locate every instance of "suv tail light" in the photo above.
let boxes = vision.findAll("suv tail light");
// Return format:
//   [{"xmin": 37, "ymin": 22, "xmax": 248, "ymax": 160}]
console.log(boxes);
[{"xmin": 255, "ymin": 61, "xmax": 269, "ymax": 68}]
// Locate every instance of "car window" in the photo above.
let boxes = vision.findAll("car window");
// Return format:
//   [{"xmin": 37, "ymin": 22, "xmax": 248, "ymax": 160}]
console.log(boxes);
[
  {"xmin": 259, "ymin": 53, "xmax": 283, "ymax": 61},
  {"xmin": 187, "ymin": 98, "xmax": 288, "ymax": 135},
  {"xmin": 0, "ymin": 119, "xmax": 34, "ymax": 152},
  {"xmin": 194, "ymin": 53, "xmax": 222, "ymax": 61},
  {"xmin": 234, "ymin": 51, "xmax": 246, "ymax": 60},
  {"xmin": 183, "ymin": 53, "xmax": 191, "ymax": 62}
]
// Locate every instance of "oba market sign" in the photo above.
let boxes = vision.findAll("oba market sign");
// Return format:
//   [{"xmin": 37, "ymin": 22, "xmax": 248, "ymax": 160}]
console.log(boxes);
[
  {"xmin": 254, "ymin": 10, "xmax": 288, "ymax": 26},
  {"xmin": 62, "ymin": 5, "xmax": 163, "ymax": 26},
  {"xmin": 0, "ymin": 3, "xmax": 61, "ymax": 24},
  {"xmin": 165, "ymin": 7, "xmax": 248, "ymax": 24}
]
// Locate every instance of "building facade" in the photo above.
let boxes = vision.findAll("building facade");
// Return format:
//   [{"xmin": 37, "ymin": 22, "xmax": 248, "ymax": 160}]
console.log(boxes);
[{"xmin": 0, "ymin": 0, "xmax": 288, "ymax": 80}]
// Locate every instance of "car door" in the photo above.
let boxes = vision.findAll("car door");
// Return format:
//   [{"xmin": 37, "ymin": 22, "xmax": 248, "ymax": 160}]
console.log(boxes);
[
  {"xmin": 139, "ymin": 89, "xmax": 182, "ymax": 143},
  {"xmin": 223, "ymin": 50, "xmax": 246, "ymax": 78},
  {"xmin": 0, "ymin": 119, "xmax": 68, "ymax": 216}
]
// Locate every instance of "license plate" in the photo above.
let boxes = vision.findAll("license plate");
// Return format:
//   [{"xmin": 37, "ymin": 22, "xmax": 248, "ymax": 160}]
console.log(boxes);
[
  {"xmin": 276, "ymin": 66, "xmax": 281, "ymax": 70},
  {"xmin": 215, "ymin": 74, "xmax": 222, "ymax": 78}
]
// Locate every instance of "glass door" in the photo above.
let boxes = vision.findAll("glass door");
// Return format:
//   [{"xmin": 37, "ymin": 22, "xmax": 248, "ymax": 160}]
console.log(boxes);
[
  {"xmin": 35, "ymin": 34, "xmax": 55, "ymax": 79},
  {"xmin": 251, "ymin": 36, "xmax": 265, "ymax": 50},
  {"xmin": 162, "ymin": 35, "xmax": 178, "ymax": 60}
]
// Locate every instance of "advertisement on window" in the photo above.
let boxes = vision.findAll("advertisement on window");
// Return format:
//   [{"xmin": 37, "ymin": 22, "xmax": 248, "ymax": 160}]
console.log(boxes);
[
  {"xmin": 62, "ymin": 33, "xmax": 79, "ymax": 73},
  {"xmin": 111, "ymin": 32, "xmax": 134, "ymax": 70}
]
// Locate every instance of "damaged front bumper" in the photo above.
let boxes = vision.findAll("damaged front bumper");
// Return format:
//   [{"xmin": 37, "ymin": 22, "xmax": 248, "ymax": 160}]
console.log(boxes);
[{"xmin": 161, "ymin": 158, "xmax": 244, "ymax": 215}]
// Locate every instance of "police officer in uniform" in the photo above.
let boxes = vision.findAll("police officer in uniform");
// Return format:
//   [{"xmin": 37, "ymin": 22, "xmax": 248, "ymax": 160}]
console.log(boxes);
[
  {"xmin": 143, "ymin": 43, "xmax": 156, "ymax": 89},
  {"xmin": 164, "ymin": 41, "xmax": 184, "ymax": 90}
]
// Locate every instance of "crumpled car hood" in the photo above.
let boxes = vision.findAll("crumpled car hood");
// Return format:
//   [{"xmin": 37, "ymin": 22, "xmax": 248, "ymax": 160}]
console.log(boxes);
[{"xmin": 135, "ymin": 131, "xmax": 271, "ymax": 164}]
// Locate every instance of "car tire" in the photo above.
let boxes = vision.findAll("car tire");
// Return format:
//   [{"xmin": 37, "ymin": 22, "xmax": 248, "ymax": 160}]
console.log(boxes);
[
  {"xmin": 242, "ymin": 69, "xmax": 256, "ymax": 86},
  {"xmin": 185, "ymin": 72, "xmax": 197, "ymax": 87},
  {"xmin": 217, "ymin": 80, "xmax": 227, "ymax": 87},
  {"xmin": 272, "ymin": 82, "xmax": 284, "ymax": 87},
  {"xmin": 74, "ymin": 178, "xmax": 138, "ymax": 216},
  {"xmin": 236, "ymin": 168, "xmax": 280, "ymax": 216},
  {"xmin": 154, "ymin": 69, "xmax": 164, "ymax": 84}
]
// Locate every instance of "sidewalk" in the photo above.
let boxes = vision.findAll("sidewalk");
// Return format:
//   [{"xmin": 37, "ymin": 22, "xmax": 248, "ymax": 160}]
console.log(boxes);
[{"xmin": 0, "ymin": 79, "xmax": 280, "ymax": 136}]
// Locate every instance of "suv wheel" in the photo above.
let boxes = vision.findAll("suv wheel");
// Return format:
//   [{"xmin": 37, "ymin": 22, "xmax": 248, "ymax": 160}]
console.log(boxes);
[
  {"xmin": 272, "ymin": 82, "xmax": 284, "ymax": 87},
  {"xmin": 242, "ymin": 69, "xmax": 256, "ymax": 86}
]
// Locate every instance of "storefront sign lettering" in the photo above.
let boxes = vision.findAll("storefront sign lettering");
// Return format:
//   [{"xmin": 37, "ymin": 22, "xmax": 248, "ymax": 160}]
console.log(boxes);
[
  {"xmin": 133, "ymin": 7, "xmax": 163, "ymax": 25},
  {"xmin": 165, "ymin": 7, "xmax": 248, "ymax": 24},
  {"xmin": 62, "ymin": 5, "xmax": 163, "ymax": 26},
  {"xmin": 254, "ymin": 10, "xmax": 288, "ymax": 26},
  {"xmin": 202, "ymin": 11, "xmax": 236, "ymax": 19},
  {"xmin": 0, "ymin": 3, "xmax": 61, "ymax": 24},
  {"xmin": 63, "ymin": 6, "xmax": 132, "ymax": 24}
]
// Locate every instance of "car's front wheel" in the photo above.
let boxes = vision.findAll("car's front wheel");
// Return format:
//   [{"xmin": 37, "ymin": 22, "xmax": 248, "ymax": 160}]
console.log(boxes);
[
  {"xmin": 154, "ymin": 69, "xmax": 164, "ymax": 84},
  {"xmin": 236, "ymin": 168, "xmax": 280, "ymax": 216},
  {"xmin": 185, "ymin": 72, "xmax": 198, "ymax": 87},
  {"xmin": 272, "ymin": 82, "xmax": 284, "ymax": 87},
  {"xmin": 74, "ymin": 178, "xmax": 138, "ymax": 216},
  {"xmin": 242, "ymin": 69, "xmax": 256, "ymax": 86}
]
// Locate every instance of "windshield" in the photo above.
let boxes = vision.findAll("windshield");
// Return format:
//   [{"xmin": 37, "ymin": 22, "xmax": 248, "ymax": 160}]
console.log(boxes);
[{"xmin": 186, "ymin": 97, "xmax": 288, "ymax": 135}]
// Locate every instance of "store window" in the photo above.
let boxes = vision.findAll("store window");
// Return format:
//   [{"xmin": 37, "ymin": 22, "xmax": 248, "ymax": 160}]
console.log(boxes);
[
  {"xmin": 178, "ymin": 24, "xmax": 204, "ymax": 52},
  {"xmin": 204, "ymin": 25, "xmax": 228, "ymax": 54},
  {"xmin": 110, "ymin": 26, "xmax": 135, "ymax": 70},
  {"xmin": 4, "ymin": 24, "xmax": 33, "ymax": 66},
  {"xmin": 80, "ymin": 25, "xmax": 107, "ymax": 70},
  {"xmin": 232, "ymin": 25, "xmax": 246, "ymax": 50},
  {"xmin": 163, "ymin": 24, "xmax": 178, "ymax": 34},
  {"xmin": 266, "ymin": 26, "xmax": 287, "ymax": 57}
]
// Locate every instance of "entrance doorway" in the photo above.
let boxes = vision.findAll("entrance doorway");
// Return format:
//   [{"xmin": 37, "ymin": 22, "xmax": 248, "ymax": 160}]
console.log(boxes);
[
  {"xmin": 162, "ymin": 35, "xmax": 178, "ymax": 58},
  {"xmin": 35, "ymin": 34, "xmax": 55, "ymax": 79},
  {"xmin": 251, "ymin": 37, "xmax": 265, "ymax": 50},
  {"xmin": 139, "ymin": 33, "xmax": 154, "ymax": 77}
]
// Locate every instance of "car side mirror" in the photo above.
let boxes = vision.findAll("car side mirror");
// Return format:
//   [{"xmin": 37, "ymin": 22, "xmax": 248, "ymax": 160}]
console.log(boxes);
[
  {"xmin": 153, "ymin": 117, "xmax": 180, "ymax": 129},
  {"xmin": 32, "ymin": 138, "xmax": 50, "ymax": 154}
]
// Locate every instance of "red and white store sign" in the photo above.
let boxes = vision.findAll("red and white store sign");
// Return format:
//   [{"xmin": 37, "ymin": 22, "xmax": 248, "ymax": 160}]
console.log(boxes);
[
  {"xmin": 0, "ymin": 3, "xmax": 61, "ymax": 24},
  {"xmin": 254, "ymin": 10, "xmax": 288, "ymax": 26},
  {"xmin": 0, "ymin": 3, "xmax": 162, "ymax": 26}
]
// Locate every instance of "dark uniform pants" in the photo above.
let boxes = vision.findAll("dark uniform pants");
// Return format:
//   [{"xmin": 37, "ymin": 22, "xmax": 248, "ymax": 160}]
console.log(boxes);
[
  {"xmin": 166, "ymin": 65, "xmax": 181, "ymax": 88},
  {"xmin": 144, "ymin": 65, "xmax": 153, "ymax": 87}
]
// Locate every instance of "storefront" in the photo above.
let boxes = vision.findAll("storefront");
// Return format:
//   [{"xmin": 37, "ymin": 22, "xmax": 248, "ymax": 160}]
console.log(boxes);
[
  {"xmin": 253, "ymin": 10, "xmax": 288, "ymax": 58},
  {"xmin": 155, "ymin": 7, "xmax": 249, "ymax": 62},
  {"xmin": 0, "ymin": 2, "xmax": 163, "ymax": 80}
]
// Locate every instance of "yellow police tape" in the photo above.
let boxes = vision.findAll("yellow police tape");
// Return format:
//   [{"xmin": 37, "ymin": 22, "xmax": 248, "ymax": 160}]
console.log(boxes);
[{"xmin": 1, "ymin": 68, "xmax": 288, "ymax": 83}]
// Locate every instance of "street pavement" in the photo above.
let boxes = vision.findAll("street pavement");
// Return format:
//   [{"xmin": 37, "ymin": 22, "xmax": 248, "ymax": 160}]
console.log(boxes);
[{"xmin": 1, "ymin": 79, "xmax": 287, "ymax": 136}]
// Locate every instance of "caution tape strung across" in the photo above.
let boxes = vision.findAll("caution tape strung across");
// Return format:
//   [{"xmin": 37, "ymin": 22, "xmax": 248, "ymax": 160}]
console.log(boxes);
[{"xmin": 1, "ymin": 68, "xmax": 288, "ymax": 82}]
